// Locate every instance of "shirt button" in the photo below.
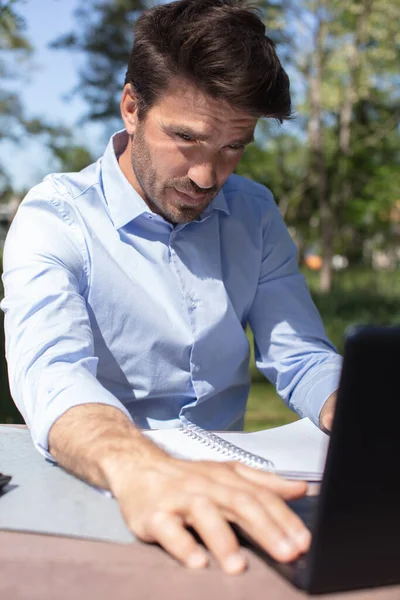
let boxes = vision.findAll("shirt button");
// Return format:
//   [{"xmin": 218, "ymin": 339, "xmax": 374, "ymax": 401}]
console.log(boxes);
[{"xmin": 193, "ymin": 365, "xmax": 200, "ymax": 373}]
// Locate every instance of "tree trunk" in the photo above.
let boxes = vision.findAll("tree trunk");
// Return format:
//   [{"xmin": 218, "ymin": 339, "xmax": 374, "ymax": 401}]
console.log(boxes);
[
  {"xmin": 334, "ymin": 1, "xmax": 373, "ymax": 231},
  {"xmin": 307, "ymin": 4, "xmax": 333, "ymax": 293}
]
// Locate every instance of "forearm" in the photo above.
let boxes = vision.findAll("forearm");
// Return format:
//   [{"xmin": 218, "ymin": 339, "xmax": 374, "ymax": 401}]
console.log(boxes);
[
  {"xmin": 48, "ymin": 403, "xmax": 312, "ymax": 574},
  {"xmin": 48, "ymin": 403, "xmax": 170, "ymax": 493}
]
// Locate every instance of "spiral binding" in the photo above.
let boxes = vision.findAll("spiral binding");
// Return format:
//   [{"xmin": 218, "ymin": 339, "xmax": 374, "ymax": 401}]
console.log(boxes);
[{"xmin": 179, "ymin": 416, "xmax": 276, "ymax": 472}]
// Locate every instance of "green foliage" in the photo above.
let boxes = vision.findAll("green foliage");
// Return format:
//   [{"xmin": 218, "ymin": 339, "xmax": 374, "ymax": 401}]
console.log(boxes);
[
  {"xmin": 0, "ymin": 0, "xmax": 31, "ymax": 52},
  {"xmin": 307, "ymin": 267, "xmax": 400, "ymax": 352},
  {"xmin": 256, "ymin": 0, "xmax": 400, "ymax": 291},
  {"xmin": 51, "ymin": 0, "xmax": 148, "ymax": 127},
  {"xmin": 48, "ymin": 140, "xmax": 94, "ymax": 173},
  {"xmin": 0, "ymin": 1, "xmax": 94, "ymax": 192},
  {"xmin": 236, "ymin": 131, "xmax": 308, "ymax": 217},
  {"xmin": 0, "ymin": 311, "xmax": 22, "ymax": 424},
  {"xmin": 245, "ymin": 382, "xmax": 297, "ymax": 432},
  {"xmin": 0, "ymin": 0, "xmax": 32, "ymax": 188}
]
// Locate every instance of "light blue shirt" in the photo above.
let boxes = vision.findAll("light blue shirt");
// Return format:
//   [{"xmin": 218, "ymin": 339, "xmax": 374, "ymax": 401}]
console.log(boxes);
[{"xmin": 1, "ymin": 130, "xmax": 342, "ymax": 458}]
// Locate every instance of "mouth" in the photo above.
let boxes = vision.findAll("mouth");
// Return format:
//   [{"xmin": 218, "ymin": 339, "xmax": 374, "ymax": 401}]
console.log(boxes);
[{"xmin": 174, "ymin": 188, "xmax": 209, "ymax": 206}]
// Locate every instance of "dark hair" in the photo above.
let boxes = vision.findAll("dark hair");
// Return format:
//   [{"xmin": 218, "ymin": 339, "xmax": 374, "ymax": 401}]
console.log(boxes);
[{"xmin": 125, "ymin": 0, "xmax": 291, "ymax": 122}]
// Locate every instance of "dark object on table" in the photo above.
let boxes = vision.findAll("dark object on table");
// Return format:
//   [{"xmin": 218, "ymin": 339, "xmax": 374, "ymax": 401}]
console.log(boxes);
[{"xmin": 0, "ymin": 472, "xmax": 12, "ymax": 490}]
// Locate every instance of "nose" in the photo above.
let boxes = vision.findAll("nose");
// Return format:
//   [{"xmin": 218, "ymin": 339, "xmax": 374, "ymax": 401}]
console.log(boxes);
[{"xmin": 187, "ymin": 161, "xmax": 217, "ymax": 191}]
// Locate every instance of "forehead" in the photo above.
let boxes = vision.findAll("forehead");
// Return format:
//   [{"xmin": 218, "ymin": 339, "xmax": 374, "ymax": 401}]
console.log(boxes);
[{"xmin": 149, "ymin": 78, "xmax": 258, "ymax": 133}]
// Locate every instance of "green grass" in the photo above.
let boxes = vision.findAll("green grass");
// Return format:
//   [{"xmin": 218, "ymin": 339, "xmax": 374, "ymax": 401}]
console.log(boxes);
[{"xmin": 245, "ymin": 382, "xmax": 298, "ymax": 432}]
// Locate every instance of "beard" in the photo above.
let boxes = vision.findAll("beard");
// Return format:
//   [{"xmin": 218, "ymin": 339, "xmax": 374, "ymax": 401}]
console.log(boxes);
[{"xmin": 130, "ymin": 124, "xmax": 219, "ymax": 225}]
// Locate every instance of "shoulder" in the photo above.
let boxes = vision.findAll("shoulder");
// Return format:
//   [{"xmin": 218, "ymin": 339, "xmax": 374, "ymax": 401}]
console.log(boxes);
[
  {"xmin": 223, "ymin": 174, "xmax": 274, "ymax": 203},
  {"xmin": 3, "ymin": 163, "xmax": 101, "ymax": 274},
  {"xmin": 23, "ymin": 159, "xmax": 101, "ymax": 210},
  {"xmin": 221, "ymin": 175, "xmax": 295, "ymax": 255},
  {"xmin": 11, "ymin": 160, "xmax": 103, "ymax": 237},
  {"xmin": 222, "ymin": 174, "xmax": 281, "ymax": 228},
  {"xmin": 222, "ymin": 174, "xmax": 277, "ymax": 219}
]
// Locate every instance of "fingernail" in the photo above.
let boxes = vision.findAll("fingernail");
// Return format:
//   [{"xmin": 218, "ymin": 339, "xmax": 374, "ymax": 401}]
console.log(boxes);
[
  {"xmin": 187, "ymin": 551, "xmax": 209, "ymax": 569},
  {"xmin": 295, "ymin": 529, "xmax": 311, "ymax": 550},
  {"xmin": 223, "ymin": 552, "xmax": 247, "ymax": 574},
  {"xmin": 277, "ymin": 538, "xmax": 295, "ymax": 558}
]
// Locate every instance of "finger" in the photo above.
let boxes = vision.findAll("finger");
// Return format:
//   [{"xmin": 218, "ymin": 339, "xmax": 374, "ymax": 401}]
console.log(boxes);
[
  {"xmin": 227, "ymin": 468, "xmax": 311, "ymax": 553},
  {"xmin": 145, "ymin": 511, "xmax": 209, "ymax": 569},
  {"xmin": 233, "ymin": 463, "xmax": 308, "ymax": 499},
  {"xmin": 187, "ymin": 496, "xmax": 247, "ymax": 575},
  {"xmin": 257, "ymin": 490, "xmax": 311, "ymax": 554},
  {"xmin": 215, "ymin": 486, "xmax": 307, "ymax": 563},
  {"xmin": 195, "ymin": 461, "xmax": 306, "ymax": 500},
  {"xmin": 194, "ymin": 463, "xmax": 310, "ymax": 555},
  {"xmin": 321, "ymin": 413, "xmax": 334, "ymax": 434}
]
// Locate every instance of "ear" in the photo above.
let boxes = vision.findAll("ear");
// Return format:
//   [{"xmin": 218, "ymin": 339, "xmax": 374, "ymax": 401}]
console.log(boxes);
[{"xmin": 120, "ymin": 83, "xmax": 141, "ymax": 135}]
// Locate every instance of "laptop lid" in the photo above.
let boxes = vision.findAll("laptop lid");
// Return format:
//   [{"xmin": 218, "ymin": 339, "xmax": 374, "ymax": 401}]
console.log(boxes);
[{"xmin": 305, "ymin": 325, "xmax": 400, "ymax": 594}]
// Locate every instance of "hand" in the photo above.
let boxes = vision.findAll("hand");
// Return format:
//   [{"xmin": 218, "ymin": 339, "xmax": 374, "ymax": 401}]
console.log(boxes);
[
  {"xmin": 109, "ymin": 457, "xmax": 311, "ymax": 575},
  {"xmin": 319, "ymin": 391, "xmax": 337, "ymax": 432}
]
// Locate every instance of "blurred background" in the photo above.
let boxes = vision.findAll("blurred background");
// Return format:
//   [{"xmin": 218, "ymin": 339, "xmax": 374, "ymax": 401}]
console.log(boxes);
[{"xmin": 1, "ymin": 0, "xmax": 399, "ymax": 429}]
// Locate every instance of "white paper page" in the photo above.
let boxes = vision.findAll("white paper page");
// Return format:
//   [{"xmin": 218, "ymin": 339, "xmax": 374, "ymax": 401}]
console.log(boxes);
[
  {"xmin": 144, "ymin": 429, "xmax": 227, "ymax": 462},
  {"xmin": 144, "ymin": 418, "xmax": 329, "ymax": 478},
  {"xmin": 217, "ymin": 418, "xmax": 329, "ymax": 476}
]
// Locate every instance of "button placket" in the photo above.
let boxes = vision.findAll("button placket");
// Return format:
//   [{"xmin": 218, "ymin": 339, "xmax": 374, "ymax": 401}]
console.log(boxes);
[{"xmin": 167, "ymin": 229, "xmax": 204, "ymax": 388}]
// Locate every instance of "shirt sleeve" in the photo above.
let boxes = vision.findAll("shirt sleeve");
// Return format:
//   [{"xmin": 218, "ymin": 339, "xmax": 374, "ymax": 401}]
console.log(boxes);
[
  {"xmin": 1, "ymin": 182, "xmax": 133, "ymax": 459},
  {"xmin": 247, "ymin": 189, "xmax": 342, "ymax": 427}
]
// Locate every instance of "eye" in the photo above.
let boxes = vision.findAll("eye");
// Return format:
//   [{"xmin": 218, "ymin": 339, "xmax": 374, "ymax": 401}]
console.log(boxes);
[
  {"xmin": 227, "ymin": 144, "xmax": 245, "ymax": 151},
  {"xmin": 176, "ymin": 132, "xmax": 194, "ymax": 142}
]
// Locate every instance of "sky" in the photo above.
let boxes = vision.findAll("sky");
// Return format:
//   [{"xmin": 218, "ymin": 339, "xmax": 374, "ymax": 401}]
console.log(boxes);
[{"xmin": 3, "ymin": 0, "xmax": 106, "ymax": 192}]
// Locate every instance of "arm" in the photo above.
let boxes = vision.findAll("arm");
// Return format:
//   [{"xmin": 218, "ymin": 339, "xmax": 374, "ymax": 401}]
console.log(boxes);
[
  {"xmin": 1, "ymin": 186, "xmax": 132, "ymax": 456},
  {"xmin": 248, "ymin": 191, "xmax": 341, "ymax": 428},
  {"xmin": 49, "ymin": 402, "xmax": 311, "ymax": 574}
]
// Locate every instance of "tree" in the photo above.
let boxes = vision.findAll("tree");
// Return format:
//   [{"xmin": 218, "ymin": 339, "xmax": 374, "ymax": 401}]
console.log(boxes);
[
  {"xmin": 288, "ymin": 0, "xmax": 400, "ymax": 291},
  {"xmin": 51, "ymin": 0, "xmax": 148, "ymax": 134},
  {"xmin": 0, "ymin": 0, "xmax": 32, "ymax": 190},
  {"xmin": 0, "ymin": 0, "xmax": 96, "ymax": 196}
]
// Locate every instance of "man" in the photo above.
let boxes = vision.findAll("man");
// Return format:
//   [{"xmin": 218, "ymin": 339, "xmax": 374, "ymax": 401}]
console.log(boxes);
[{"xmin": 1, "ymin": 0, "xmax": 341, "ymax": 575}]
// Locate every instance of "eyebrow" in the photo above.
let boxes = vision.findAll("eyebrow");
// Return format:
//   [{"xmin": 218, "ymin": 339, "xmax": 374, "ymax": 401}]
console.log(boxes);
[
  {"xmin": 162, "ymin": 124, "xmax": 255, "ymax": 146},
  {"xmin": 235, "ymin": 133, "xmax": 255, "ymax": 146}
]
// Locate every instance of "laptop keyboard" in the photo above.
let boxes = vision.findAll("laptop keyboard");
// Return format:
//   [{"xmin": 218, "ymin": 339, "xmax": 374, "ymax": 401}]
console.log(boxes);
[{"xmin": 287, "ymin": 494, "xmax": 319, "ymax": 531}]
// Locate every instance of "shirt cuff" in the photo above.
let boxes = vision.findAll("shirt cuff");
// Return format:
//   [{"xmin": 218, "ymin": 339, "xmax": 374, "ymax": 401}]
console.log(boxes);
[
  {"xmin": 289, "ymin": 355, "xmax": 343, "ymax": 428},
  {"xmin": 31, "ymin": 377, "xmax": 134, "ymax": 461}
]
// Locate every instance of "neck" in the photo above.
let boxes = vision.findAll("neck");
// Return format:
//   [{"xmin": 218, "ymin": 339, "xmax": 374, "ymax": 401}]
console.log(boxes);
[{"xmin": 117, "ymin": 137, "xmax": 146, "ymax": 201}]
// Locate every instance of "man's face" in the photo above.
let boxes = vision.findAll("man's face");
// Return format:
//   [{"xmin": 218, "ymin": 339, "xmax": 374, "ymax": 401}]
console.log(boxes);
[{"xmin": 121, "ymin": 79, "xmax": 258, "ymax": 224}]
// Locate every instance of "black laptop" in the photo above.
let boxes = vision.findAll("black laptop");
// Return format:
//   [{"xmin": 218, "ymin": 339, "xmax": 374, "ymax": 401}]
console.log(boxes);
[{"xmin": 242, "ymin": 325, "xmax": 400, "ymax": 595}]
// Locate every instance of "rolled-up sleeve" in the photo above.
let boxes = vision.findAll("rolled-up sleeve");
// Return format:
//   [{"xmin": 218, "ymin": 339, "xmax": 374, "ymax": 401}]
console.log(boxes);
[
  {"xmin": 1, "ymin": 183, "xmax": 132, "ymax": 459},
  {"xmin": 247, "ymin": 191, "xmax": 342, "ymax": 427}
]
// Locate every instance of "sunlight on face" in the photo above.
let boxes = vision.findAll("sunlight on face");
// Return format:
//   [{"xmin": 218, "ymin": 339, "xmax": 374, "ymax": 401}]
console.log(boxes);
[{"xmin": 129, "ymin": 80, "xmax": 258, "ymax": 224}]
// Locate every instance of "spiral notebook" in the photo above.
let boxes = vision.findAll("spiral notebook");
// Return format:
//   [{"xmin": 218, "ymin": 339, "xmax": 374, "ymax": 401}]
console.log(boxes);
[{"xmin": 145, "ymin": 417, "xmax": 330, "ymax": 481}]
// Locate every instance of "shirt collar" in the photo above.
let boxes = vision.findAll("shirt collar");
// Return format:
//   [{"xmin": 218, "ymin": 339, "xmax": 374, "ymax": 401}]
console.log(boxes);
[
  {"xmin": 202, "ymin": 187, "xmax": 230, "ymax": 219},
  {"xmin": 101, "ymin": 130, "xmax": 150, "ymax": 229},
  {"xmin": 101, "ymin": 129, "xmax": 230, "ymax": 230}
]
